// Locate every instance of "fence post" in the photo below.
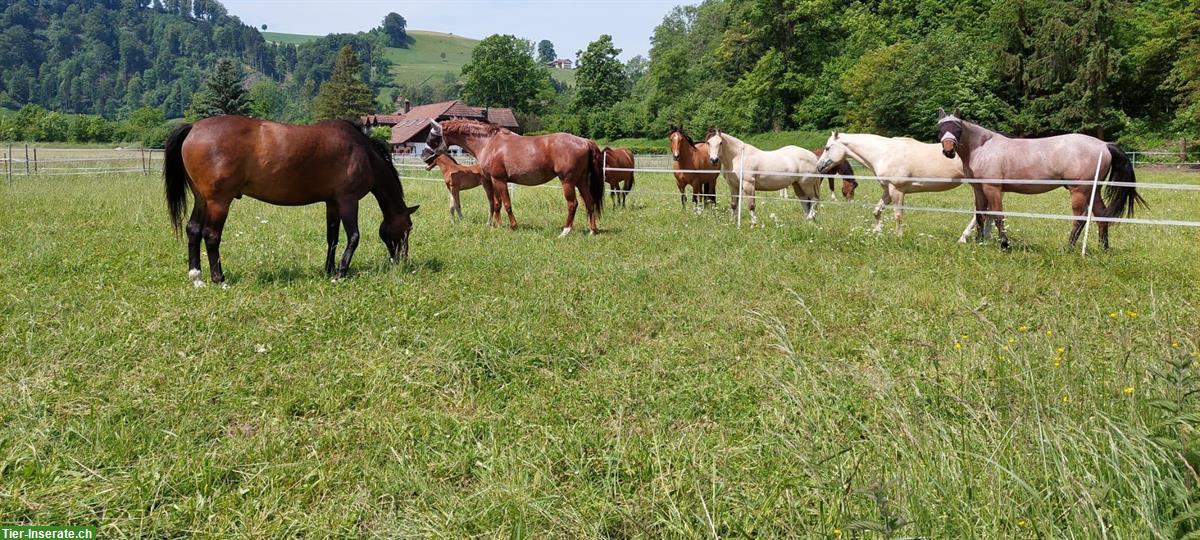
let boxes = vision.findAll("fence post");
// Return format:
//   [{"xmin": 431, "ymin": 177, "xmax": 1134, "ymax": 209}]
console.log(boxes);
[
  {"xmin": 1184, "ymin": 139, "xmax": 1189, "ymax": 163},
  {"xmin": 736, "ymin": 142, "xmax": 746, "ymax": 228},
  {"xmin": 32, "ymin": 148, "xmax": 37, "ymax": 174},
  {"xmin": 24, "ymin": 144, "xmax": 30, "ymax": 176},
  {"xmin": 1130, "ymin": 151, "xmax": 1137, "ymax": 169},
  {"xmin": 4, "ymin": 144, "xmax": 10, "ymax": 184},
  {"xmin": 1080, "ymin": 149, "xmax": 1105, "ymax": 256}
]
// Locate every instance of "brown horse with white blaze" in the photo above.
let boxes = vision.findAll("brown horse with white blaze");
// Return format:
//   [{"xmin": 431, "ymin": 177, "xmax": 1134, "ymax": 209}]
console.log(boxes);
[
  {"xmin": 164, "ymin": 116, "xmax": 418, "ymax": 285},
  {"xmin": 936, "ymin": 108, "xmax": 1147, "ymax": 250},
  {"xmin": 603, "ymin": 147, "xmax": 635, "ymax": 208},
  {"xmin": 667, "ymin": 127, "xmax": 719, "ymax": 208},
  {"xmin": 425, "ymin": 119, "xmax": 603, "ymax": 236},
  {"xmin": 812, "ymin": 148, "xmax": 857, "ymax": 200}
]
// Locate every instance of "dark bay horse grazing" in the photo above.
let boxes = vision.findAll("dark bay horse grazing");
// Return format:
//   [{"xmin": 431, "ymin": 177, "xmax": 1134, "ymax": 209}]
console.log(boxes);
[
  {"xmin": 812, "ymin": 148, "xmax": 858, "ymax": 200},
  {"xmin": 425, "ymin": 119, "xmax": 603, "ymax": 236},
  {"xmin": 603, "ymin": 147, "xmax": 635, "ymax": 208},
  {"xmin": 422, "ymin": 148, "xmax": 483, "ymax": 220},
  {"xmin": 667, "ymin": 127, "xmax": 719, "ymax": 208},
  {"xmin": 936, "ymin": 108, "xmax": 1146, "ymax": 250},
  {"xmin": 164, "ymin": 116, "xmax": 418, "ymax": 286}
]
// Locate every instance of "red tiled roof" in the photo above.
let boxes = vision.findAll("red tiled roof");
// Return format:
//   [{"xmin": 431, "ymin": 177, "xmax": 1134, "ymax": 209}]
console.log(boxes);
[{"xmin": 365, "ymin": 100, "xmax": 522, "ymax": 144}]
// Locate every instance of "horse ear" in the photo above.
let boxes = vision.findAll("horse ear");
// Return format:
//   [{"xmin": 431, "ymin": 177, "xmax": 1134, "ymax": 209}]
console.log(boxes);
[
  {"xmin": 953, "ymin": 108, "xmax": 961, "ymax": 118},
  {"xmin": 407, "ymin": 205, "xmax": 420, "ymax": 214},
  {"xmin": 832, "ymin": 130, "xmax": 839, "ymax": 139},
  {"xmin": 936, "ymin": 108, "xmax": 947, "ymax": 119}
]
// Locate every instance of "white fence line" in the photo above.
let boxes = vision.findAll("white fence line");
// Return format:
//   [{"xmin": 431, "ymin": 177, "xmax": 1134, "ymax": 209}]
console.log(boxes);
[{"xmin": 396, "ymin": 163, "xmax": 1200, "ymax": 229}]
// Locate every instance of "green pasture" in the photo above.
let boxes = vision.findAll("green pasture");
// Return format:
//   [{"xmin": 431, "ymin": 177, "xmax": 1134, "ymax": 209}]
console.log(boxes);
[
  {"xmin": 1, "ymin": 166, "xmax": 1198, "ymax": 537},
  {"xmin": 259, "ymin": 31, "xmax": 321, "ymax": 45}
]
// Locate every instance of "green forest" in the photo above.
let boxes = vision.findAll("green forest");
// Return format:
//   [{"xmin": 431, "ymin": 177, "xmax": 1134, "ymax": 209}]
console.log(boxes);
[{"xmin": 1, "ymin": 0, "xmax": 1198, "ymax": 148}]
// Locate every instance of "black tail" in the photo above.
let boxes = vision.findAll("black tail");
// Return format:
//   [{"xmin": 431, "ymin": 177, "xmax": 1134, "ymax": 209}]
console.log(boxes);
[
  {"xmin": 589, "ymin": 142, "xmax": 604, "ymax": 216},
  {"xmin": 164, "ymin": 123, "xmax": 193, "ymax": 235},
  {"xmin": 1102, "ymin": 143, "xmax": 1148, "ymax": 220}
]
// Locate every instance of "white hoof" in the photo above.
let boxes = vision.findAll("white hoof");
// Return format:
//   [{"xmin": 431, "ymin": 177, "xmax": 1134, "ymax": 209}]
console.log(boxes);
[
  {"xmin": 559, "ymin": 227, "xmax": 572, "ymax": 238},
  {"xmin": 220, "ymin": 282, "xmax": 229, "ymax": 290}
]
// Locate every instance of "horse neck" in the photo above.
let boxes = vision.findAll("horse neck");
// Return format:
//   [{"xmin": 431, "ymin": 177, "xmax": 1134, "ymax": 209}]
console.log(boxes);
[
  {"xmin": 445, "ymin": 129, "xmax": 493, "ymax": 156},
  {"xmin": 436, "ymin": 155, "xmax": 460, "ymax": 172},
  {"xmin": 371, "ymin": 165, "xmax": 407, "ymax": 219},
  {"xmin": 720, "ymin": 133, "xmax": 748, "ymax": 162},
  {"xmin": 959, "ymin": 121, "xmax": 998, "ymax": 165},
  {"xmin": 680, "ymin": 140, "xmax": 703, "ymax": 165},
  {"xmin": 838, "ymin": 134, "xmax": 886, "ymax": 171}
]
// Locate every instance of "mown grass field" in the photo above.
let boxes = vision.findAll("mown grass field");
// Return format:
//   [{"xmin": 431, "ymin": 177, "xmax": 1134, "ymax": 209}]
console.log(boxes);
[{"xmin": 1, "ymin": 165, "xmax": 1198, "ymax": 537}]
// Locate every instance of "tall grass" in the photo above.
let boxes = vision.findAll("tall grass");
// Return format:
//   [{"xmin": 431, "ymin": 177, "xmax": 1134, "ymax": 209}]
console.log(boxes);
[{"xmin": 0, "ymin": 168, "xmax": 1196, "ymax": 537}]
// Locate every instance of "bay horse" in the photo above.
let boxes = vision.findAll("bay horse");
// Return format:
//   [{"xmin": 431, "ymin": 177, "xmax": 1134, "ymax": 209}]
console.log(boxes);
[
  {"xmin": 936, "ymin": 108, "xmax": 1147, "ymax": 250},
  {"xmin": 668, "ymin": 127, "xmax": 718, "ymax": 209},
  {"xmin": 815, "ymin": 132, "xmax": 985, "ymax": 240},
  {"xmin": 602, "ymin": 147, "xmax": 635, "ymax": 208},
  {"xmin": 706, "ymin": 129, "xmax": 823, "ymax": 224},
  {"xmin": 425, "ymin": 119, "xmax": 603, "ymax": 237},
  {"xmin": 812, "ymin": 148, "xmax": 857, "ymax": 200},
  {"xmin": 421, "ymin": 148, "xmax": 483, "ymax": 221},
  {"xmin": 164, "ymin": 116, "xmax": 418, "ymax": 286}
]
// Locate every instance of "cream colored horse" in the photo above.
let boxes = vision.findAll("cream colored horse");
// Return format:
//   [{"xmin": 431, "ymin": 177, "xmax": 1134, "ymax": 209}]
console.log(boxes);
[
  {"xmin": 815, "ymin": 132, "xmax": 986, "ymax": 241},
  {"xmin": 706, "ymin": 130, "xmax": 822, "ymax": 224}
]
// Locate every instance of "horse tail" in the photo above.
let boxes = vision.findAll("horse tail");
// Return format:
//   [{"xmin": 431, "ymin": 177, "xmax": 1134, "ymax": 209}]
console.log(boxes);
[
  {"xmin": 1101, "ymin": 143, "xmax": 1148, "ymax": 220},
  {"xmin": 589, "ymin": 141, "xmax": 604, "ymax": 216},
  {"xmin": 164, "ymin": 123, "xmax": 193, "ymax": 236}
]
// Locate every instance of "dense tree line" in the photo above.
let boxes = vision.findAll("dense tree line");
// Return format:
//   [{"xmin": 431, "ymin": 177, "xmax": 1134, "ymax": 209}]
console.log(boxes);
[
  {"xmin": 537, "ymin": 0, "xmax": 1199, "ymax": 144},
  {"xmin": 0, "ymin": 0, "xmax": 393, "ymax": 123}
]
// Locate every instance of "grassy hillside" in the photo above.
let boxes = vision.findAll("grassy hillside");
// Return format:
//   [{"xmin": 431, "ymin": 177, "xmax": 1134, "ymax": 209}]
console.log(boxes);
[
  {"xmin": 260, "ymin": 31, "xmax": 321, "ymax": 44},
  {"xmin": 261, "ymin": 29, "xmax": 576, "ymax": 90}
]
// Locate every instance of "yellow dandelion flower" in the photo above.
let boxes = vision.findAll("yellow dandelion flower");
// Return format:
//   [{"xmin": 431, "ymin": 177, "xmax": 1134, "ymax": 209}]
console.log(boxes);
[
  {"xmin": 1172, "ymin": 342, "xmax": 1180, "ymax": 348},
  {"xmin": 1124, "ymin": 386, "xmax": 1134, "ymax": 395},
  {"xmin": 1008, "ymin": 337, "xmax": 1015, "ymax": 344},
  {"xmin": 1018, "ymin": 325, "xmax": 1029, "ymax": 332},
  {"xmin": 1018, "ymin": 519, "xmax": 1027, "ymax": 527},
  {"xmin": 955, "ymin": 342, "xmax": 962, "ymax": 351},
  {"xmin": 961, "ymin": 334, "xmax": 969, "ymax": 340},
  {"xmin": 1126, "ymin": 310, "xmax": 1138, "ymax": 318},
  {"xmin": 1054, "ymin": 361, "xmax": 1061, "ymax": 367},
  {"xmin": 833, "ymin": 529, "xmax": 843, "ymax": 538},
  {"xmin": 1062, "ymin": 395, "xmax": 1070, "ymax": 403},
  {"xmin": 1109, "ymin": 312, "xmax": 1118, "ymax": 318},
  {"xmin": 1046, "ymin": 330, "xmax": 1054, "ymax": 337},
  {"xmin": 1056, "ymin": 347, "xmax": 1065, "ymax": 354}
]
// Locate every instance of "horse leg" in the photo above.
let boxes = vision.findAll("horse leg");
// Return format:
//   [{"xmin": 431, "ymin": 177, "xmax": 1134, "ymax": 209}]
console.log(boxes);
[
  {"xmin": 324, "ymin": 202, "xmax": 340, "ymax": 277},
  {"xmin": 958, "ymin": 214, "xmax": 977, "ymax": 244},
  {"xmin": 451, "ymin": 185, "xmax": 463, "ymax": 222},
  {"xmin": 560, "ymin": 181, "xmax": 579, "ymax": 237},
  {"xmin": 891, "ymin": 186, "xmax": 905, "ymax": 235},
  {"xmin": 202, "ymin": 200, "xmax": 231, "ymax": 285},
  {"xmin": 1094, "ymin": 191, "xmax": 1111, "ymax": 250},
  {"xmin": 679, "ymin": 184, "xmax": 687, "ymax": 210},
  {"xmin": 872, "ymin": 184, "xmax": 891, "ymax": 234},
  {"xmin": 828, "ymin": 177, "xmax": 837, "ymax": 201},
  {"xmin": 492, "ymin": 178, "xmax": 517, "ymax": 230},
  {"xmin": 186, "ymin": 200, "xmax": 206, "ymax": 287},
  {"xmin": 334, "ymin": 201, "xmax": 360, "ymax": 279},
  {"xmin": 578, "ymin": 178, "xmax": 600, "ymax": 235},
  {"xmin": 1067, "ymin": 188, "xmax": 1088, "ymax": 247},
  {"xmin": 745, "ymin": 179, "xmax": 758, "ymax": 226},
  {"xmin": 970, "ymin": 186, "xmax": 990, "ymax": 243},
  {"xmin": 983, "ymin": 185, "xmax": 1009, "ymax": 250},
  {"xmin": 480, "ymin": 177, "xmax": 499, "ymax": 227}
]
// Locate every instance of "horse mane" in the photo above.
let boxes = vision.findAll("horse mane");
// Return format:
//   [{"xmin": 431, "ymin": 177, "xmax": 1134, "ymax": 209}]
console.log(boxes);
[
  {"xmin": 670, "ymin": 127, "xmax": 704, "ymax": 148},
  {"xmin": 337, "ymin": 120, "xmax": 406, "ymax": 201},
  {"xmin": 441, "ymin": 118, "xmax": 502, "ymax": 138}
]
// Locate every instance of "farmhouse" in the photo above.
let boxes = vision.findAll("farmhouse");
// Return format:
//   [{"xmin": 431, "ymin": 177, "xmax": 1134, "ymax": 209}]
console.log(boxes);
[
  {"xmin": 361, "ymin": 99, "xmax": 520, "ymax": 154},
  {"xmin": 547, "ymin": 58, "xmax": 573, "ymax": 69}
]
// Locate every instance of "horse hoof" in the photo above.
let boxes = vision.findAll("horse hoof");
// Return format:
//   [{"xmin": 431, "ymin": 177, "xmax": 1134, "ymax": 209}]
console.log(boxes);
[
  {"xmin": 220, "ymin": 282, "xmax": 229, "ymax": 290},
  {"xmin": 192, "ymin": 279, "xmax": 206, "ymax": 289},
  {"xmin": 559, "ymin": 227, "xmax": 572, "ymax": 238}
]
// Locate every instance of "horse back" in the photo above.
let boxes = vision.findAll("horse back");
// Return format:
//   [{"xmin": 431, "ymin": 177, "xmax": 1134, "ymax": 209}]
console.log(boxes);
[{"xmin": 183, "ymin": 116, "xmax": 375, "ymax": 205}]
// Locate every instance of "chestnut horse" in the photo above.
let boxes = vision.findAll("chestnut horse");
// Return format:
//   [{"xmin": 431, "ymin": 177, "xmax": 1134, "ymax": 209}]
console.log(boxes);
[
  {"xmin": 667, "ymin": 127, "xmax": 719, "ymax": 209},
  {"xmin": 812, "ymin": 148, "xmax": 857, "ymax": 200},
  {"xmin": 603, "ymin": 147, "xmax": 635, "ymax": 208},
  {"xmin": 164, "ymin": 116, "xmax": 417, "ymax": 286},
  {"xmin": 422, "ymin": 148, "xmax": 483, "ymax": 220},
  {"xmin": 425, "ymin": 119, "xmax": 603, "ymax": 236},
  {"xmin": 936, "ymin": 108, "xmax": 1147, "ymax": 250}
]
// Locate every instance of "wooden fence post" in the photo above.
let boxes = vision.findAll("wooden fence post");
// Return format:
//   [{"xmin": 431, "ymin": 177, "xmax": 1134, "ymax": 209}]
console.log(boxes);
[
  {"xmin": 32, "ymin": 147, "xmax": 37, "ymax": 174},
  {"xmin": 25, "ymin": 144, "xmax": 30, "ymax": 176}
]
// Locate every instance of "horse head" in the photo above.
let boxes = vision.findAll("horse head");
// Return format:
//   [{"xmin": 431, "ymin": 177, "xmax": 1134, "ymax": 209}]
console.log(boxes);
[
  {"xmin": 936, "ymin": 108, "xmax": 963, "ymax": 159},
  {"xmin": 668, "ymin": 127, "xmax": 684, "ymax": 162},
  {"xmin": 424, "ymin": 120, "xmax": 446, "ymax": 154},
  {"xmin": 380, "ymin": 204, "xmax": 419, "ymax": 262},
  {"xmin": 816, "ymin": 131, "xmax": 848, "ymax": 174},
  {"xmin": 705, "ymin": 129, "xmax": 723, "ymax": 165},
  {"xmin": 420, "ymin": 146, "xmax": 439, "ymax": 171}
]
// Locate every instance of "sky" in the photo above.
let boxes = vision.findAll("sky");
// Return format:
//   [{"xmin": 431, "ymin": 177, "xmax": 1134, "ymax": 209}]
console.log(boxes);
[{"xmin": 220, "ymin": 0, "xmax": 683, "ymax": 61}]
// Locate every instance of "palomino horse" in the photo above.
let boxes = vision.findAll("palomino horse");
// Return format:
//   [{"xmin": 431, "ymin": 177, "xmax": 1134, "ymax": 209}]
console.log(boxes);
[
  {"xmin": 815, "ymin": 132, "xmax": 985, "ymax": 240},
  {"xmin": 422, "ymin": 148, "xmax": 483, "ymax": 220},
  {"xmin": 603, "ymin": 147, "xmax": 635, "ymax": 208},
  {"xmin": 936, "ymin": 108, "xmax": 1147, "ymax": 250},
  {"xmin": 425, "ymin": 119, "xmax": 603, "ymax": 236},
  {"xmin": 706, "ymin": 129, "xmax": 823, "ymax": 224},
  {"xmin": 668, "ymin": 127, "xmax": 719, "ymax": 208},
  {"xmin": 164, "ymin": 116, "xmax": 418, "ymax": 285},
  {"xmin": 812, "ymin": 148, "xmax": 857, "ymax": 200}
]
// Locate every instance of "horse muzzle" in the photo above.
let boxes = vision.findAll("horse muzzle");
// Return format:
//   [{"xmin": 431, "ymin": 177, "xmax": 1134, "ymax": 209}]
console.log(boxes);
[
  {"xmin": 672, "ymin": 154, "xmax": 680, "ymax": 162},
  {"xmin": 815, "ymin": 159, "xmax": 831, "ymax": 174},
  {"xmin": 709, "ymin": 157, "xmax": 719, "ymax": 165},
  {"xmin": 941, "ymin": 141, "xmax": 957, "ymax": 159}
]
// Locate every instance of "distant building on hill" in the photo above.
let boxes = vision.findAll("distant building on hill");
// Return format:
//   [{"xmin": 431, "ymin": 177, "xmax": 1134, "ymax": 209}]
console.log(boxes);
[
  {"xmin": 547, "ymin": 58, "xmax": 573, "ymax": 70},
  {"xmin": 361, "ymin": 99, "xmax": 520, "ymax": 154}
]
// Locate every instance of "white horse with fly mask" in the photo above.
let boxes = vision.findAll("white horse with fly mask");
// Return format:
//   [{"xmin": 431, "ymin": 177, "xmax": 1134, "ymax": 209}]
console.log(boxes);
[
  {"xmin": 706, "ymin": 130, "xmax": 823, "ymax": 225},
  {"xmin": 814, "ymin": 131, "xmax": 988, "ymax": 241}
]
